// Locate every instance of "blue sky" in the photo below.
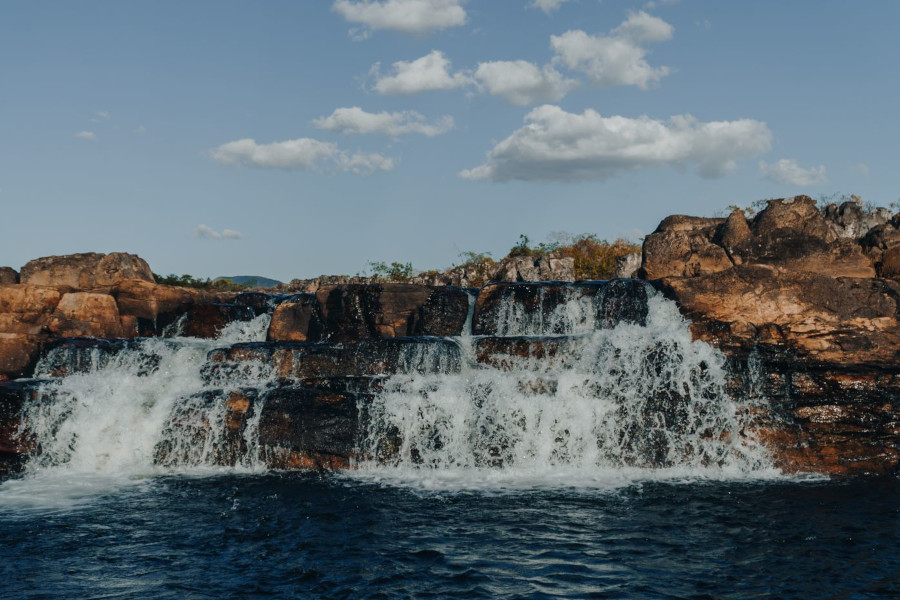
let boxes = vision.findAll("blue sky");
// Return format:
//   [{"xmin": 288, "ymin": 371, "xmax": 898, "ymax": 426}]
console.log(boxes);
[{"xmin": 2, "ymin": 1, "xmax": 898, "ymax": 281}]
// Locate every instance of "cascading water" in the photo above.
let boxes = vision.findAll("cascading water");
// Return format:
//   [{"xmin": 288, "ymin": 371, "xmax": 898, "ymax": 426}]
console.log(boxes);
[
  {"xmin": 19, "ymin": 313, "xmax": 274, "ymax": 478},
  {"xmin": 5, "ymin": 281, "xmax": 779, "ymax": 501},
  {"xmin": 355, "ymin": 285, "xmax": 776, "ymax": 489}
]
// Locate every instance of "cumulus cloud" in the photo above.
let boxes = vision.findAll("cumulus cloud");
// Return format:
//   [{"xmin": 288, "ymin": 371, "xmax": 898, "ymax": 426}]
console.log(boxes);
[
  {"xmin": 210, "ymin": 137, "xmax": 395, "ymax": 175},
  {"xmin": 74, "ymin": 131, "xmax": 96, "ymax": 141},
  {"xmin": 370, "ymin": 50, "xmax": 472, "ymax": 94},
  {"xmin": 196, "ymin": 225, "xmax": 244, "ymax": 240},
  {"xmin": 333, "ymin": 0, "xmax": 466, "ymax": 36},
  {"xmin": 312, "ymin": 107, "xmax": 454, "ymax": 137},
  {"xmin": 460, "ymin": 105, "xmax": 772, "ymax": 182},
  {"xmin": 474, "ymin": 61, "xmax": 578, "ymax": 105},
  {"xmin": 530, "ymin": 0, "xmax": 573, "ymax": 13},
  {"xmin": 759, "ymin": 159, "xmax": 827, "ymax": 186},
  {"xmin": 551, "ymin": 11, "xmax": 673, "ymax": 89}
]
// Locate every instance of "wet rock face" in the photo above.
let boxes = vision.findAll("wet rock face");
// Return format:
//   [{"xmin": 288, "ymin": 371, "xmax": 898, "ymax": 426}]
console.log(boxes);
[
  {"xmin": 268, "ymin": 284, "xmax": 470, "ymax": 342},
  {"xmin": 178, "ymin": 303, "xmax": 256, "ymax": 338},
  {"xmin": 727, "ymin": 351, "xmax": 900, "ymax": 476},
  {"xmin": 36, "ymin": 338, "xmax": 159, "ymax": 378},
  {"xmin": 19, "ymin": 252, "xmax": 155, "ymax": 291},
  {"xmin": 0, "ymin": 380, "xmax": 41, "ymax": 476},
  {"xmin": 206, "ymin": 337, "xmax": 462, "ymax": 381},
  {"xmin": 257, "ymin": 387, "xmax": 369, "ymax": 470},
  {"xmin": 473, "ymin": 280, "xmax": 651, "ymax": 336}
]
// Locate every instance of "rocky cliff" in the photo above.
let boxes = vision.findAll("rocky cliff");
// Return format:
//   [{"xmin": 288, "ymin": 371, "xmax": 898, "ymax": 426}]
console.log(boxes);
[
  {"xmin": 642, "ymin": 196, "xmax": 900, "ymax": 474},
  {"xmin": 3, "ymin": 195, "xmax": 900, "ymax": 477}
]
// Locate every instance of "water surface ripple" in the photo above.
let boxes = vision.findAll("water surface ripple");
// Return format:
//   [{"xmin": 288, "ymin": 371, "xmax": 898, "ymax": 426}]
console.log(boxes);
[{"xmin": 2, "ymin": 475, "xmax": 899, "ymax": 599}]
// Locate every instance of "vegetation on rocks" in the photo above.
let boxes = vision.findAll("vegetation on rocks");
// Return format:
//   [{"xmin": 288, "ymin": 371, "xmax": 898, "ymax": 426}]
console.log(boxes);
[{"xmin": 152, "ymin": 273, "xmax": 253, "ymax": 291}]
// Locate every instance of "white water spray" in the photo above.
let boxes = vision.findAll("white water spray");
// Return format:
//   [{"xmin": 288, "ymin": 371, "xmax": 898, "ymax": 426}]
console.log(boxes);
[
  {"xmin": 355, "ymin": 292, "xmax": 777, "ymax": 489},
  {"xmin": 21, "ymin": 313, "xmax": 274, "ymax": 477}
]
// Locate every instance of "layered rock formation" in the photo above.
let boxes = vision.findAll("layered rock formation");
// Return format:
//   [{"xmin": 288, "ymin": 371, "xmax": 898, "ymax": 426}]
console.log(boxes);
[
  {"xmin": 643, "ymin": 196, "xmax": 900, "ymax": 474},
  {"xmin": 0, "ymin": 252, "xmax": 250, "ymax": 380},
  {"xmin": 3, "ymin": 195, "xmax": 900, "ymax": 478}
]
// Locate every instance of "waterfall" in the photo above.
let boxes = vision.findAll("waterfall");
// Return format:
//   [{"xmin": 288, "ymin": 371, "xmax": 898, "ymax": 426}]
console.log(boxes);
[
  {"xmin": 20, "ymin": 313, "xmax": 274, "ymax": 476},
  {"xmin": 355, "ymin": 286, "xmax": 775, "ymax": 488},
  {"xmin": 8, "ymin": 281, "xmax": 778, "ymax": 494}
]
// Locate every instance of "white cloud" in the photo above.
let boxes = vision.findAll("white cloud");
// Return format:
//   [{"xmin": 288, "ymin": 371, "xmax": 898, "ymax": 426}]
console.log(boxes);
[
  {"xmin": 530, "ymin": 0, "xmax": 573, "ymax": 14},
  {"xmin": 136, "ymin": 125, "xmax": 147, "ymax": 134},
  {"xmin": 371, "ymin": 50, "xmax": 472, "ymax": 95},
  {"xmin": 333, "ymin": 0, "xmax": 466, "ymax": 36},
  {"xmin": 312, "ymin": 107, "xmax": 454, "ymax": 137},
  {"xmin": 74, "ymin": 131, "xmax": 96, "ymax": 141},
  {"xmin": 460, "ymin": 105, "xmax": 772, "ymax": 182},
  {"xmin": 96, "ymin": 110, "xmax": 109, "ymax": 119},
  {"xmin": 759, "ymin": 159, "xmax": 827, "ymax": 186},
  {"xmin": 210, "ymin": 137, "xmax": 394, "ymax": 175},
  {"xmin": 551, "ymin": 11, "xmax": 673, "ymax": 89},
  {"xmin": 474, "ymin": 60, "xmax": 578, "ymax": 105},
  {"xmin": 196, "ymin": 225, "xmax": 244, "ymax": 240}
]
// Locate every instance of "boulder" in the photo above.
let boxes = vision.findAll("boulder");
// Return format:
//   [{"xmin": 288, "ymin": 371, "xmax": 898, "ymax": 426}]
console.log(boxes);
[
  {"xmin": 48, "ymin": 292, "xmax": 125, "ymax": 338},
  {"xmin": 19, "ymin": 252, "xmax": 154, "ymax": 291},
  {"xmin": 641, "ymin": 216, "xmax": 732, "ymax": 280},
  {"xmin": 614, "ymin": 252, "xmax": 641, "ymax": 278},
  {"xmin": 641, "ymin": 196, "xmax": 876, "ymax": 280},
  {"xmin": 267, "ymin": 295, "xmax": 324, "ymax": 342},
  {"xmin": 0, "ymin": 285, "xmax": 62, "ymax": 379},
  {"xmin": 0, "ymin": 268, "xmax": 18, "ymax": 285}
]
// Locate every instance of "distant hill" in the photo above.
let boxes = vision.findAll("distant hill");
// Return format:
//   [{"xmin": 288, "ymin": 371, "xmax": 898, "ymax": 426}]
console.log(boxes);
[{"xmin": 214, "ymin": 275, "xmax": 282, "ymax": 289}]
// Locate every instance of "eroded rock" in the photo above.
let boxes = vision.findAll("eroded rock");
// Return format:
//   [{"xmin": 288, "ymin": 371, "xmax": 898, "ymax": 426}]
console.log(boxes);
[{"xmin": 20, "ymin": 252, "xmax": 154, "ymax": 291}]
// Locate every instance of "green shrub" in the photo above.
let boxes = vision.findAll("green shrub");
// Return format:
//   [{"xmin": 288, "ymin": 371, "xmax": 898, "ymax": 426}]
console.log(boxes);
[{"xmin": 368, "ymin": 261, "xmax": 414, "ymax": 282}]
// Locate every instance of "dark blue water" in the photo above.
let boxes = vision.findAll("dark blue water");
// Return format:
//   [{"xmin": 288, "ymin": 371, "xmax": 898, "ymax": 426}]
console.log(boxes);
[{"xmin": 2, "ymin": 474, "xmax": 898, "ymax": 599}]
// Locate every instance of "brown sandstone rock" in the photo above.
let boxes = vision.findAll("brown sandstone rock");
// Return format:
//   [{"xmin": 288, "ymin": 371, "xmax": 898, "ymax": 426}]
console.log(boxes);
[
  {"xmin": 641, "ymin": 216, "xmax": 731, "ymax": 280},
  {"xmin": 20, "ymin": 252, "xmax": 154, "ymax": 291},
  {"xmin": 112, "ymin": 279, "xmax": 200, "ymax": 322},
  {"xmin": 48, "ymin": 292, "xmax": 125, "ymax": 338},
  {"xmin": 0, "ymin": 285, "xmax": 63, "ymax": 379},
  {"xmin": 642, "ymin": 196, "xmax": 876, "ymax": 280},
  {"xmin": 268, "ymin": 296, "xmax": 324, "ymax": 342},
  {"xmin": 657, "ymin": 266, "xmax": 900, "ymax": 364}
]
